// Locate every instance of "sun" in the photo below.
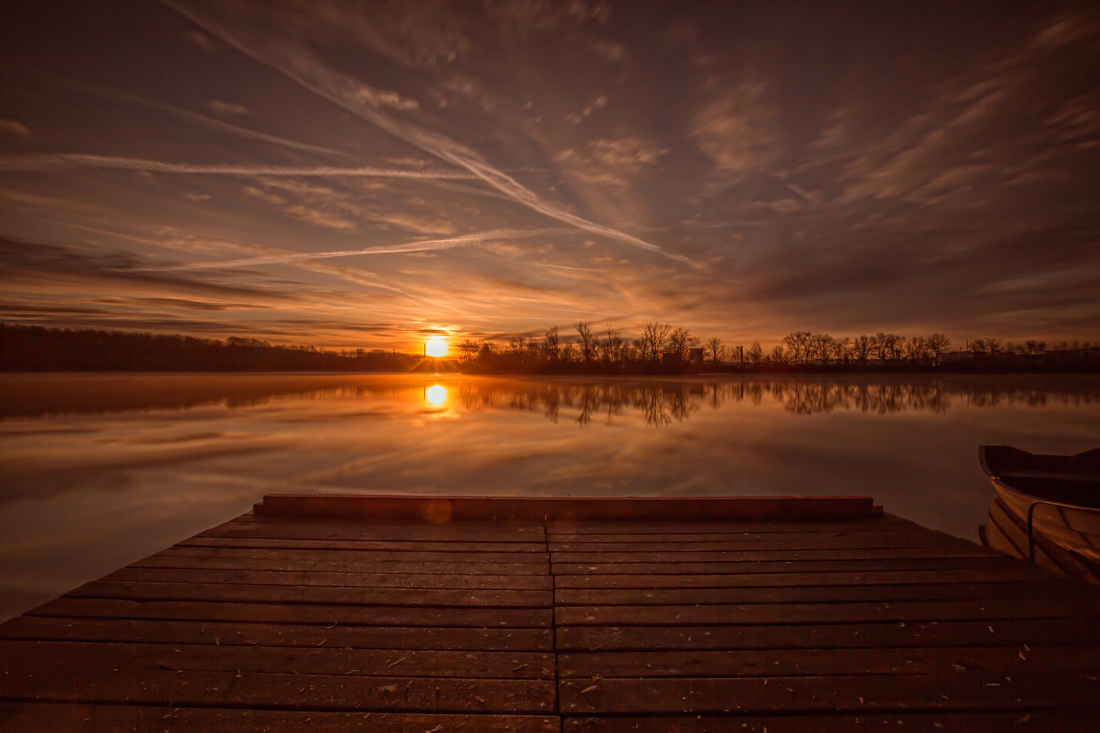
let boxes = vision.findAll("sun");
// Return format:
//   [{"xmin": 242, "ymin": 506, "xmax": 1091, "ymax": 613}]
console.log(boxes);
[{"xmin": 425, "ymin": 338, "xmax": 448, "ymax": 358}]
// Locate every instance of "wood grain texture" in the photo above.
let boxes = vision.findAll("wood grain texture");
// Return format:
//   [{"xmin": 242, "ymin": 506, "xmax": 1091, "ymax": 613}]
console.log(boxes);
[
  {"xmin": 0, "ymin": 640, "xmax": 556, "ymax": 678},
  {"xmin": 1, "ymin": 617, "xmax": 553, "ymax": 651},
  {"xmin": 0, "ymin": 703, "xmax": 560, "ymax": 733},
  {"xmin": 552, "ymin": 556, "xmax": 1024, "ymax": 576},
  {"xmin": 1, "ymin": 666, "xmax": 556, "ymax": 713},
  {"xmin": 133, "ymin": 556, "xmax": 548, "ymax": 575},
  {"xmin": 104, "ymin": 566, "xmax": 554, "ymax": 590},
  {"xmin": 67, "ymin": 581, "xmax": 552, "ymax": 608},
  {"xmin": 161, "ymin": 546, "xmax": 549, "ymax": 564},
  {"xmin": 559, "ymin": 672, "xmax": 1100, "ymax": 714},
  {"xmin": 556, "ymin": 618, "xmax": 1100, "ymax": 651},
  {"xmin": 180, "ymin": 537, "xmax": 547, "ymax": 552},
  {"xmin": 552, "ymin": 566, "xmax": 1052, "ymax": 589},
  {"xmin": 556, "ymin": 597, "xmax": 1100, "ymax": 626},
  {"xmin": 562, "ymin": 712, "xmax": 1097, "ymax": 732},
  {"xmin": 559, "ymin": 645, "xmax": 1100, "ymax": 678},
  {"xmin": 30, "ymin": 598, "xmax": 553, "ymax": 628},
  {"xmin": 555, "ymin": 581, "xmax": 1089, "ymax": 606}
]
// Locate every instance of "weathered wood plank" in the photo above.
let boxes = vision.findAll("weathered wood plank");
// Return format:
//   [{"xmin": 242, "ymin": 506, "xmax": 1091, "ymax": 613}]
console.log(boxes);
[
  {"xmin": 555, "ymin": 581, "xmax": 1090, "ymax": 606},
  {"xmin": 562, "ymin": 712, "xmax": 1096, "ymax": 732},
  {"xmin": 30, "ymin": 598, "xmax": 554, "ymax": 628},
  {"xmin": 134, "ymin": 556, "xmax": 548, "ymax": 575},
  {"xmin": 254, "ymin": 494, "xmax": 879, "ymax": 522},
  {"xmin": 559, "ymin": 645, "xmax": 1100, "ymax": 678},
  {"xmin": 1, "ymin": 667, "xmax": 556, "ymax": 713},
  {"xmin": 556, "ymin": 618, "xmax": 1100, "ymax": 651},
  {"xmin": 104, "ymin": 566, "xmax": 554, "ymax": 590},
  {"xmin": 546, "ymin": 516, "xmax": 914, "ymax": 535},
  {"xmin": 549, "ymin": 534, "xmax": 974, "ymax": 551},
  {"xmin": 553, "ymin": 557, "xmax": 1024, "ymax": 576},
  {"xmin": 67, "ymin": 581, "xmax": 552, "ymax": 608},
  {"xmin": 0, "ymin": 703, "xmax": 560, "ymax": 733},
  {"xmin": 180, "ymin": 537, "xmax": 547, "ymax": 552},
  {"xmin": 162, "ymin": 546, "xmax": 549, "ymax": 564},
  {"xmin": 0, "ymin": 617, "xmax": 553, "ymax": 651},
  {"xmin": 200, "ymin": 519, "xmax": 545, "ymax": 543},
  {"xmin": 551, "ymin": 547, "xmax": 993, "ymax": 564},
  {"xmin": 553, "ymin": 567, "xmax": 1052, "ymax": 589},
  {"xmin": 550, "ymin": 532, "xmax": 937, "ymax": 544},
  {"xmin": 559, "ymin": 672, "xmax": 1100, "ymax": 714},
  {"xmin": 0, "ymin": 640, "xmax": 556, "ymax": 678},
  {"xmin": 556, "ymin": 597, "xmax": 1100, "ymax": 626}
]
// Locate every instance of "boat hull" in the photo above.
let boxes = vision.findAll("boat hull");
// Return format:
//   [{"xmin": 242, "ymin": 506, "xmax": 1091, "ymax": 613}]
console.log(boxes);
[{"xmin": 990, "ymin": 478, "xmax": 1100, "ymax": 563}]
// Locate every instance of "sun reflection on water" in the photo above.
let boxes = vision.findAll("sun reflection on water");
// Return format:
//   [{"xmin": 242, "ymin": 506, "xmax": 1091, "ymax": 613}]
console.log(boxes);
[{"xmin": 425, "ymin": 384, "xmax": 449, "ymax": 407}]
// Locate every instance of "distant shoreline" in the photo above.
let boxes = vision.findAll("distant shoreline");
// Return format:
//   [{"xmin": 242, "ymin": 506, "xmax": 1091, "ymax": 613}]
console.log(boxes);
[{"xmin": 3, "ymin": 322, "xmax": 1097, "ymax": 375}]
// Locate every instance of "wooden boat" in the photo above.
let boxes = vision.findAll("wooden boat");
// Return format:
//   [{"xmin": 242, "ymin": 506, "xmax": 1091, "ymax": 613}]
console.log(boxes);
[{"xmin": 979, "ymin": 445, "xmax": 1100, "ymax": 565}]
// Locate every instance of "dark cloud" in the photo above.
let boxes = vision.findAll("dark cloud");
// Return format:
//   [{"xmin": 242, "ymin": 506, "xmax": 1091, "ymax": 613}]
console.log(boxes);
[{"xmin": 0, "ymin": 237, "xmax": 297, "ymax": 303}]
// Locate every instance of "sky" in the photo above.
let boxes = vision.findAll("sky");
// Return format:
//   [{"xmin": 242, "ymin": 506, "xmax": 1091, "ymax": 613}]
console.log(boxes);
[{"xmin": 1, "ymin": 0, "xmax": 1098, "ymax": 351}]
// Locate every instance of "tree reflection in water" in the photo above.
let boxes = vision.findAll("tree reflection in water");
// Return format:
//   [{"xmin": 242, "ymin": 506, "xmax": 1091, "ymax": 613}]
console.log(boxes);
[
  {"xmin": 2, "ymin": 374, "xmax": 1095, "ymax": 424},
  {"xmin": 457, "ymin": 377, "xmax": 1100, "ymax": 426}
]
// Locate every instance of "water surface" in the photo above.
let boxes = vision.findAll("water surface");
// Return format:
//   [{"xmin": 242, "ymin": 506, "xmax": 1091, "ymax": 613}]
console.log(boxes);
[{"xmin": 1, "ymin": 373, "xmax": 1098, "ymax": 621}]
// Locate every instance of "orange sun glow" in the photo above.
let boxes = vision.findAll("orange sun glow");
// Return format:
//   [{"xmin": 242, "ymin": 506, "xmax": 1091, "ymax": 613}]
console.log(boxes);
[{"xmin": 425, "ymin": 339, "xmax": 448, "ymax": 358}]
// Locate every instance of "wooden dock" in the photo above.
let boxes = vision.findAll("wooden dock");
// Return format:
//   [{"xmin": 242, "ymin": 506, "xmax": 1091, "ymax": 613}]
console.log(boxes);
[{"xmin": 2, "ymin": 495, "xmax": 1099, "ymax": 731}]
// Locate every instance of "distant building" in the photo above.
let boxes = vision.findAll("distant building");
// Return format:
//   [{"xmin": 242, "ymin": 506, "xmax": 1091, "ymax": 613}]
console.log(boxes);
[
  {"xmin": 938, "ymin": 350, "xmax": 974, "ymax": 364},
  {"xmin": 687, "ymin": 348, "xmax": 705, "ymax": 364}
]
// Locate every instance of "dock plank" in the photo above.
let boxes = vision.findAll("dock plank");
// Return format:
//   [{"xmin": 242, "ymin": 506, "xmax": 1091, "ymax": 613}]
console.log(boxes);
[
  {"xmin": 562, "ymin": 712, "xmax": 1096, "ymax": 732},
  {"xmin": 559, "ymin": 645, "xmax": 1100, "ymax": 678},
  {"xmin": 180, "ymin": 537, "xmax": 548, "ymax": 552},
  {"xmin": 162, "ymin": 546, "xmax": 549, "ymax": 564},
  {"xmin": 555, "ymin": 581, "xmax": 1090, "ymax": 606},
  {"xmin": 553, "ymin": 567, "xmax": 1052, "ymax": 588},
  {"xmin": 553, "ymin": 557, "xmax": 1024, "ymax": 575},
  {"xmin": 0, "ymin": 640, "xmax": 556, "ymax": 678},
  {"xmin": 200, "ymin": 519, "xmax": 545, "ymax": 542},
  {"xmin": 548, "ymin": 534, "xmax": 974, "ymax": 551},
  {"xmin": 555, "ymin": 618, "xmax": 1100, "ymax": 651},
  {"xmin": 31, "ymin": 598, "xmax": 554, "ymax": 628},
  {"xmin": 104, "ymin": 566, "xmax": 554, "ymax": 590},
  {"xmin": 551, "ymin": 547, "xmax": 993, "ymax": 563},
  {"xmin": 67, "ymin": 581, "xmax": 552, "ymax": 608},
  {"xmin": 1, "ymin": 617, "xmax": 553, "ymax": 651},
  {"xmin": 0, "ymin": 703, "xmax": 560, "ymax": 733},
  {"xmin": 556, "ymin": 597, "xmax": 1100, "ymax": 626},
  {"xmin": 546, "ymin": 516, "xmax": 914, "ymax": 535},
  {"xmin": 133, "ymin": 556, "xmax": 548, "ymax": 575},
  {"xmin": 1, "ymin": 666, "xmax": 556, "ymax": 713},
  {"xmin": 559, "ymin": 673, "xmax": 1100, "ymax": 714}
]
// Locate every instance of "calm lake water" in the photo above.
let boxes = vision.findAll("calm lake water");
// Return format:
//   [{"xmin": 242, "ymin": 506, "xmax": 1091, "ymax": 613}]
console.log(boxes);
[{"xmin": 1, "ymin": 372, "xmax": 1098, "ymax": 621}]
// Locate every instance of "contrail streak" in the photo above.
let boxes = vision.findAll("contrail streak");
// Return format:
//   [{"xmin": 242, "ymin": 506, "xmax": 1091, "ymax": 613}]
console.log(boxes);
[
  {"xmin": 139, "ymin": 228, "xmax": 567, "ymax": 271},
  {"xmin": 60, "ymin": 78, "xmax": 358, "ymax": 160},
  {"xmin": 785, "ymin": 182, "xmax": 814, "ymax": 202},
  {"xmin": 160, "ymin": 0, "xmax": 698, "ymax": 267},
  {"xmin": 0, "ymin": 153, "xmax": 477, "ymax": 179}
]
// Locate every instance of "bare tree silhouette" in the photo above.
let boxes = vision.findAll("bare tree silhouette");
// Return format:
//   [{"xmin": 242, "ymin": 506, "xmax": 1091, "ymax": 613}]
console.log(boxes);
[
  {"xmin": 574, "ymin": 322, "xmax": 596, "ymax": 363},
  {"xmin": 706, "ymin": 336, "xmax": 725, "ymax": 363}
]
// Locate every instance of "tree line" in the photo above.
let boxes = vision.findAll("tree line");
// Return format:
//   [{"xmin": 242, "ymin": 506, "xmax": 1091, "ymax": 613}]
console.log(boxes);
[
  {"xmin": 3, "ymin": 321, "xmax": 1095, "ymax": 374},
  {"xmin": 456, "ymin": 322, "xmax": 1096, "ymax": 373},
  {"xmin": 0, "ymin": 323, "xmax": 429, "ymax": 372}
]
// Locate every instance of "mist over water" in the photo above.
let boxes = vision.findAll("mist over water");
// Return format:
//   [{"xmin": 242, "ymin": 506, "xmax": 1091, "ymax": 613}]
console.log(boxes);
[{"xmin": 1, "ymin": 373, "xmax": 1098, "ymax": 621}]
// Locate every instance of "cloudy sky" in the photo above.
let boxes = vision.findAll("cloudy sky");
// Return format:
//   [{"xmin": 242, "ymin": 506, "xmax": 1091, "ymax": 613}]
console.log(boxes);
[{"xmin": 1, "ymin": 0, "xmax": 1098, "ymax": 350}]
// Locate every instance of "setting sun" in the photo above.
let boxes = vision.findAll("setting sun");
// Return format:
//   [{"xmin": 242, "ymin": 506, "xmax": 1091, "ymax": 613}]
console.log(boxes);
[{"xmin": 425, "ymin": 339, "xmax": 448, "ymax": 358}]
